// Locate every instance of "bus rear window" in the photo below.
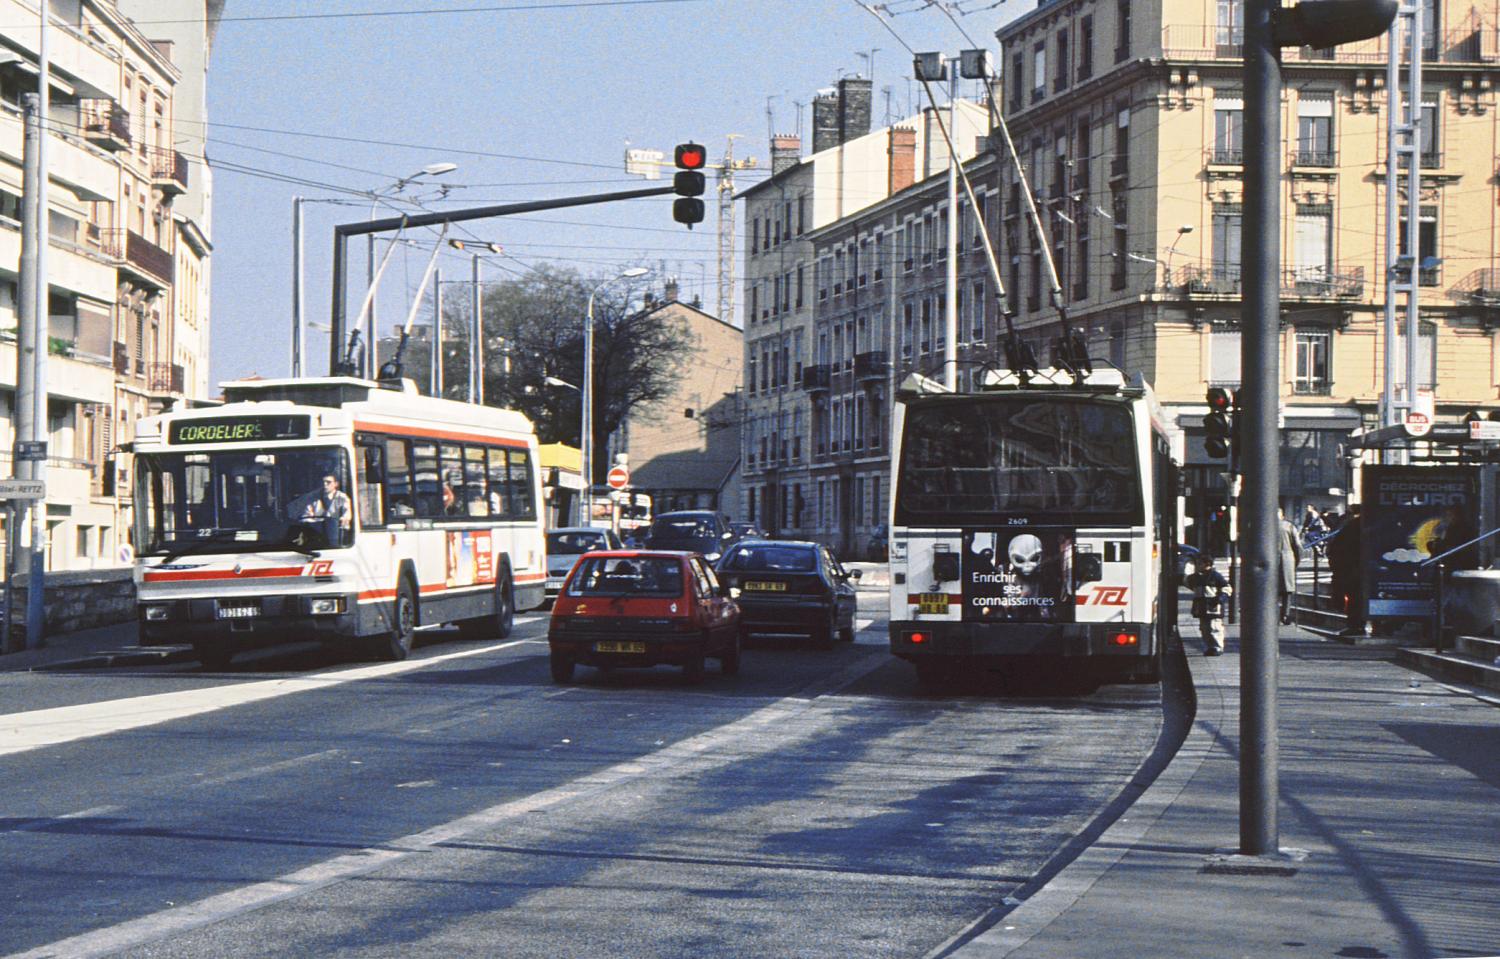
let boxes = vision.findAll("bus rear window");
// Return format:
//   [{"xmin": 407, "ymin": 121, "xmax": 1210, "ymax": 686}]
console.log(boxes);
[{"xmin": 895, "ymin": 397, "xmax": 1142, "ymax": 526}]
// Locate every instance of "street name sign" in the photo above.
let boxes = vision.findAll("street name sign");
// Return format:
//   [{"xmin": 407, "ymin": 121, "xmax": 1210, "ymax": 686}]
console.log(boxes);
[{"xmin": 0, "ymin": 479, "xmax": 45, "ymax": 500}]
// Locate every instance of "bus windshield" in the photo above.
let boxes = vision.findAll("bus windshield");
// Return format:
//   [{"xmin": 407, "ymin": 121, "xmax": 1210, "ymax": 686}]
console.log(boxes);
[
  {"xmin": 895, "ymin": 396, "xmax": 1142, "ymax": 526},
  {"xmin": 134, "ymin": 447, "xmax": 355, "ymax": 555}
]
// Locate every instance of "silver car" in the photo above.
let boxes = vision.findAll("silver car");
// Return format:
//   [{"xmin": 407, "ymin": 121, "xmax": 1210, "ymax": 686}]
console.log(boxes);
[{"xmin": 545, "ymin": 527, "xmax": 625, "ymax": 598}]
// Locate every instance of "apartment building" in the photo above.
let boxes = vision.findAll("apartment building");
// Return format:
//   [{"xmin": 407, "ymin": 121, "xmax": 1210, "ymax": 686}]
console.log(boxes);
[
  {"xmin": 0, "ymin": 0, "xmax": 217, "ymax": 570},
  {"xmin": 618, "ymin": 286, "xmax": 742, "ymax": 514},
  {"xmin": 738, "ymin": 76, "xmax": 988, "ymax": 553},
  {"xmin": 996, "ymin": 0, "xmax": 1500, "ymax": 551}
]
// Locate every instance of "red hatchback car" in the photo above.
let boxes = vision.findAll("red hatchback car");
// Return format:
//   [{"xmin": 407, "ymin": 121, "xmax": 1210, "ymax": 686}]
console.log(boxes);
[{"xmin": 547, "ymin": 550, "xmax": 741, "ymax": 683}]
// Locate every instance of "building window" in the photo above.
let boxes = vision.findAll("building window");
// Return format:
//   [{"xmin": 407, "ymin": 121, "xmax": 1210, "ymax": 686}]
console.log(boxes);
[
  {"xmin": 1212, "ymin": 203, "xmax": 1243, "ymax": 286},
  {"xmin": 1011, "ymin": 52, "xmax": 1025, "ymax": 112},
  {"xmin": 971, "ymin": 279, "xmax": 986, "ymax": 340},
  {"xmin": 1213, "ymin": 97, "xmax": 1244, "ymax": 164},
  {"xmin": 1292, "ymin": 203, "xmax": 1333, "ymax": 287},
  {"xmin": 1209, "ymin": 326, "xmax": 1241, "ymax": 387},
  {"xmin": 1395, "ymin": 321, "xmax": 1438, "ymax": 393},
  {"xmin": 1419, "ymin": 99, "xmax": 1440, "ymax": 167},
  {"xmin": 1054, "ymin": 28, "xmax": 1070, "ymax": 93},
  {"xmin": 1399, "ymin": 205, "xmax": 1440, "ymax": 286},
  {"xmin": 1115, "ymin": 1, "xmax": 1131, "ymax": 61},
  {"xmin": 1293, "ymin": 329, "xmax": 1332, "ymax": 395},
  {"xmin": 1078, "ymin": 16, "xmax": 1094, "ymax": 80},
  {"xmin": 1217, "ymin": 0, "xmax": 1243, "ymax": 55},
  {"xmin": 1296, "ymin": 93, "xmax": 1334, "ymax": 166},
  {"xmin": 1032, "ymin": 42, "xmax": 1047, "ymax": 103}
]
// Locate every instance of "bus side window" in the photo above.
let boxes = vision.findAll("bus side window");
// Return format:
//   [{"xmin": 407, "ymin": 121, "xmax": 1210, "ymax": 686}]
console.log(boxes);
[
  {"xmin": 384, "ymin": 437, "xmax": 414, "ymax": 520},
  {"xmin": 464, "ymin": 446, "xmax": 489, "ymax": 517},
  {"xmin": 487, "ymin": 448, "xmax": 509, "ymax": 517},
  {"xmin": 412, "ymin": 442, "xmax": 442, "ymax": 517},
  {"xmin": 440, "ymin": 444, "xmax": 465, "ymax": 517},
  {"xmin": 508, "ymin": 450, "xmax": 536, "ymax": 521},
  {"xmin": 359, "ymin": 444, "xmax": 385, "ymax": 529}
]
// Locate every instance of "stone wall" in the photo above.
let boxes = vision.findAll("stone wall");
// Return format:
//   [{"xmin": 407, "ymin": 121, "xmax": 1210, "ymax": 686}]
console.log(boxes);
[{"xmin": 5, "ymin": 568, "xmax": 135, "ymax": 635}]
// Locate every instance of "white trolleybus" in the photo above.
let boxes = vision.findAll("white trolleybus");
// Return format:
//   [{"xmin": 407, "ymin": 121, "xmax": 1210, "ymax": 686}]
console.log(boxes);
[
  {"xmin": 131, "ymin": 377, "xmax": 547, "ymax": 669},
  {"xmin": 887, "ymin": 367, "xmax": 1180, "ymax": 691}
]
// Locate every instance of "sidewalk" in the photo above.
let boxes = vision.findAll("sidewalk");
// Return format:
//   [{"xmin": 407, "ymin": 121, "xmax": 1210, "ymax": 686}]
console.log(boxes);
[
  {"xmin": 957, "ymin": 619, "xmax": 1500, "ymax": 959},
  {"xmin": 0, "ymin": 620, "xmax": 192, "ymax": 672}
]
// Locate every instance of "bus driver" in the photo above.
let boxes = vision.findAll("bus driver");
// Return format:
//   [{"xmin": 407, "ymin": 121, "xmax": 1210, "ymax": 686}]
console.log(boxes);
[{"xmin": 289, "ymin": 474, "xmax": 352, "ymax": 544}]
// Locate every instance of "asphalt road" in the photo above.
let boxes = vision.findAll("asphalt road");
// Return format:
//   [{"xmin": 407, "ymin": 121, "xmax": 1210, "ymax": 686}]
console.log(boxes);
[{"xmin": 0, "ymin": 595, "xmax": 1178, "ymax": 958}]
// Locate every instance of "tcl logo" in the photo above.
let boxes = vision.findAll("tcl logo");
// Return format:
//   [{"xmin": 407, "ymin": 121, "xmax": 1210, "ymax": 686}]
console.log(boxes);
[
  {"xmin": 1079, "ymin": 585, "xmax": 1129, "ymax": 606},
  {"xmin": 303, "ymin": 561, "xmax": 335, "ymax": 576}
]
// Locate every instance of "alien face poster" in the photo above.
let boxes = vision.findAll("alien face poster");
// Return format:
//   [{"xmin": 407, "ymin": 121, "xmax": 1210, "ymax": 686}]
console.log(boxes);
[{"xmin": 962, "ymin": 529, "xmax": 1075, "ymax": 623}]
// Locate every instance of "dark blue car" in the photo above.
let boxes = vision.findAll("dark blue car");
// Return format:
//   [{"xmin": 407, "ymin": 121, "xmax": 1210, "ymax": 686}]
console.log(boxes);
[{"xmin": 715, "ymin": 539, "xmax": 861, "ymax": 649}]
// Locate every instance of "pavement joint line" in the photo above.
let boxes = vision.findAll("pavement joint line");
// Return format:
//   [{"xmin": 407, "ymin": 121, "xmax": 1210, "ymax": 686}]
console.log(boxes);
[
  {"xmin": 4, "ymin": 644, "xmax": 896, "ymax": 959},
  {"xmin": 943, "ymin": 647, "xmax": 1226, "ymax": 959}
]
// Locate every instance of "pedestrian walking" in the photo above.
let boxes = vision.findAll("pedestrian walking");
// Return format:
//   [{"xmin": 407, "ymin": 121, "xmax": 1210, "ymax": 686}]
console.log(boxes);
[
  {"xmin": 1278, "ymin": 508, "xmax": 1303, "ymax": 625},
  {"xmin": 1327, "ymin": 506, "xmax": 1364, "ymax": 633},
  {"xmin": 1187, "ymin": 554, "xmax": 1231, "ymax": 656},
  {"xmin": 1301, "ymin": 504, "xmax": 1327, "ymax": 554}
]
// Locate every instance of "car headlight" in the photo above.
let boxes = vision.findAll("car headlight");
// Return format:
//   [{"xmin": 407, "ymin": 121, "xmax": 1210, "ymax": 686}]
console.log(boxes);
[
  {"xmin": 705, "ymin": 552, "xmax": 721, "ymax": 562},
  {"xmin": 308, "ymin": 597, "xmax": 344, "ymax": 615},
  {"xmin": 143, "ymin": 604, "xmax": 171, "ymax": 622}
]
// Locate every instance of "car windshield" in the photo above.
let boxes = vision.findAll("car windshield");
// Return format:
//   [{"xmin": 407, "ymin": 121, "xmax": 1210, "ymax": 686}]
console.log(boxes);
[
  {"xmin": 134, "ymin": 447, "xmax": 354, "ymax": 554},
  {"xmin": 566, "ymin": 556, "xmax": 684, "ymax": 597},
  {"xmin": 895, "ymin": 395, "xmax": 1142, "ymax": 526},
  {"xmin": 547, "ymin": 530, "xmax": 607, "ymax": 555},
  {"xmin": 721, "ymin": 544, "xmax": 816, "ymax": 572}
]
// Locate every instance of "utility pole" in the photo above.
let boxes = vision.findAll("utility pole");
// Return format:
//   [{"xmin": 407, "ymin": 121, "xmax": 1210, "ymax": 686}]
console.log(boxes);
[
  {"xmin": 1239, "ymin": 0, "xmax": 1396, "ymax": 860},
  {"xmin": 13, "ymin": 6, "xmax": 50, "ymax": 652},
  {"xmin": 431, "ymin": 268, "xmax": 443, "ymax": 397},
  {"xmin": 291, "ymin": 197, "xmax": 304, "ymax": 377},
  {"xmin": 1381, "ymin": 2, "xmax": 1423, "ymax": 459},
  {"xmin": 943, "ymin": 63, "xmax": 959, "ymax": 390}
]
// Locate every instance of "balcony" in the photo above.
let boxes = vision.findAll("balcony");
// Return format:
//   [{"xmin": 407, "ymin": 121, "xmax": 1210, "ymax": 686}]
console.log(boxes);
[
  {"xmin": 100, "ymin": 229, "xmax": 175, "ymax": 288},
  {"xmin": 1292, "ymin": 149, "xmax": 1336, "ymax": 168},
  {"xmin": 151, "ymin": 148, "xmax": 189, "ymax": 196},
  {"xmin": 854, "ymin": 350, "xmax": 888, "ymax": 383},
  {"xmin": 1181, "ymin": 265, "xmax": 1242, "ymax": 296},
  {"xmin": 1283, "ymin": 266, "xmax": 1364, "ymax": 300},
  {"xmin": 80, "ymin": 100, "xmax": 130, "ymax": 152},
  {"xmin": 1453, "ymin": 267, "xmax": 1500, "ymax": 305},
  {"xmin": 1207, "ymin": 147, "xmax": 1244, "ymax": 167},
  {"xmin": 801, "ymin": 364, "xmax": 830, "ymax": 394},
  {"xmin": 145, "ymin": 362, "xmax": 186, "ymax": 396}
]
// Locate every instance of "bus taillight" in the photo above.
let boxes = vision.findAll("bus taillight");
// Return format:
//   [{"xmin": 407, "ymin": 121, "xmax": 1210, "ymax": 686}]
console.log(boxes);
[
  {"xmin": 1111, "ymin": 631, "xmax": 1138, "ymax": 646},
  {"xmin": 906, "ymin": 631, "xmax": 930, "ymax": 645}
]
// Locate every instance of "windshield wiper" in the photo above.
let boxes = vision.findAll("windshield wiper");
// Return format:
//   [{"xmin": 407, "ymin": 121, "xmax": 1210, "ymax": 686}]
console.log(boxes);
[{"xmin": 155, "ymin": 531, "xmax": 244, "ymax": 564}]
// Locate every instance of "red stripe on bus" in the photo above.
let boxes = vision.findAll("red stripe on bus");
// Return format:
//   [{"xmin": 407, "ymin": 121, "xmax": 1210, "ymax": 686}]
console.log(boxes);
[
  {"xmin": 352, "ymin": 421, "xmax": 529, "ymax": 448},
  {"xmin": 143, "ymin": 567, "xmax": 305, "ymax": 582}
]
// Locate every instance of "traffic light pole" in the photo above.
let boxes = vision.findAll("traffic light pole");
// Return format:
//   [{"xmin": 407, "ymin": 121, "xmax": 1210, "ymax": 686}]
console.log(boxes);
[
  {"xmin": 328, "ymin": 185, "xmax": 674, "ymax": 375},
  {"xmin": 1241, "ymin": 0, "xmax": 1282, "ymax": 858}
]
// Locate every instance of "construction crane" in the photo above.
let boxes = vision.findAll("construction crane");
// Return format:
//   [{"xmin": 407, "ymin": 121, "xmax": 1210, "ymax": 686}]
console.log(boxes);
[{"xmin": 623, "ymin": 135, "xmax": 756, "ymax": 326}]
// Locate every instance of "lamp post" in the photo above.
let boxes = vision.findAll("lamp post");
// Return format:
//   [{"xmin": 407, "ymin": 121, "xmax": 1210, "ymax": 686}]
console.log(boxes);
[
  {"xmin": 582, "ymin": 267, "xmax": 649, "ymax": 526},
  {"xmin": 448, "ymin": 238, "xmax": 502, "ymax": 405},
  {"xmin": 1164, "ymin": 224, "xmax": 1194, "ymax": 289}
]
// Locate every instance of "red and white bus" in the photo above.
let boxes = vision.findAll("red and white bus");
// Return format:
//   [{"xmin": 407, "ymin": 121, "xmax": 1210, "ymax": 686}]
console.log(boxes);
[{"xmin": 130, "ymin": 377, "xmax": 547, "ymax": 668}]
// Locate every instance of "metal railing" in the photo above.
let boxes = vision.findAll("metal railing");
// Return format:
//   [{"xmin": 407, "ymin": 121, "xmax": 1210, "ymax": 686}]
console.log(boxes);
[
  {"xmin": 1293, "ymin": 149, "xmax": 1336, "ymax": 168},
  {"xmin": 1419, "ymin": 525, "xmax": 1500, "ymax": 653}
]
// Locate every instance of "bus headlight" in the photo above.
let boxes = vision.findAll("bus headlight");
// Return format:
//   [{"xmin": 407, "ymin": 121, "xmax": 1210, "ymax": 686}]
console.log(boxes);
[
  {"xmin": 308, "ymin": 597, "xmax": 344, "ymax": 616},
  {"xmin": 143, "ymin": 605, "xmax": 172, "ymax": 622}
]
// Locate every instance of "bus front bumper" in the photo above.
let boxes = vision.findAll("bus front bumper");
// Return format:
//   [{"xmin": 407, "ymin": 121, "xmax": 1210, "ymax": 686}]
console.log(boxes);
[
  {"xmin": 888, "ymin": 620, "xmax": 1157, "ymax": 665},
  {"xmin": 138, "ymin": 593, "xmax": 362, "ymax": 646}
]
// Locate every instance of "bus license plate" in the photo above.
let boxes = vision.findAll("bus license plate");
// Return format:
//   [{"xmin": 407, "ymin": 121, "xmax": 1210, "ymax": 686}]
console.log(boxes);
[
  {"xmin": 744, "ymin": 581, "xmax": 786, "ymax": 592},
  {"xmin": 916, "ymin": 593, "xmax": 950, "ymax": 615},
  {"xmin": 217, "ymin": 605, "xmax": 260, "ymax": 619},
  {"xmin": 595, "ymin": 640, "xmax": 645, "ymax": 654}
]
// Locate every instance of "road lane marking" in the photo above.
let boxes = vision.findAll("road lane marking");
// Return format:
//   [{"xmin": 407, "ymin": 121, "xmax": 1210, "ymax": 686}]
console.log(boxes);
[
  {"xmin": 7, "ymin": 650, "xmax": 892, "ymax": 959},
  {"xmin": 191, "ymin": 750, "xmax": 343, "ymax": 788},
  {"xmin": 0, "ymin": 640, "xmax": 530, "ymax": 759}
]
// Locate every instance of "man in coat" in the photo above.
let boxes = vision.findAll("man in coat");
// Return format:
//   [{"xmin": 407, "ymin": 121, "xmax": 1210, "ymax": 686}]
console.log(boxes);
[{"xmin": 1277, "ymin": 508, "xmax": 1303, "ymax": 625}]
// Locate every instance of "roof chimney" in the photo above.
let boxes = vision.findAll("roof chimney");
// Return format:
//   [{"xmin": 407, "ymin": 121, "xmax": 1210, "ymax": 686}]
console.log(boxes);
[
  {"xmin": 888, "ymin": 126, "xmax": 917, "ymax": 194},
  {"xmin": 664, "ymin": 279, "xmax": 679, "ymax": 303},
  {"xmin": 838, "ymin": 76, "xmax": 873, "ymax": 144},
  {"xmin": 812, "ymin": 89, "xmax": 840, "ymax": 153},
  {"xmin": 771, "ymin": 134, "xmax": 802, "ymax": 175}
]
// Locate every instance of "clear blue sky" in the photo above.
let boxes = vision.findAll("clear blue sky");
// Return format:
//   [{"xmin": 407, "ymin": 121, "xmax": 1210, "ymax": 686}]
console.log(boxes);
[{"xmin": 205, "ymin": 0, "xmax": 1028, "ymax": 386}]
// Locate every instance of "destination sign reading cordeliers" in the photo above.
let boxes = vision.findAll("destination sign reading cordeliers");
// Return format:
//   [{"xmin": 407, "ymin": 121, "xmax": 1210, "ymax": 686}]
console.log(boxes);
[{"xmin": 169, "ymin": 415, "xmax": 311, "ymax": 445}]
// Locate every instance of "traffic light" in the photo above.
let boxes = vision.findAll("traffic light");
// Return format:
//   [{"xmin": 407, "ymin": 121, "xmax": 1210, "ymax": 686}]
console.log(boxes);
[
  {"xmin": 1204, "ymin": 387, "xmax": 1235, "ymax": 459},
  {"xmin": 672, "ymin": 142, "xmax": 706, "ymax": 228}
]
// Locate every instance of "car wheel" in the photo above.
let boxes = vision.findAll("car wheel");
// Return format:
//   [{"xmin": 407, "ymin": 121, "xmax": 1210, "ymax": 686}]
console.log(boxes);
[
  {"xmin": 373, "ymin": 578, "xmax": 417, "ymax": 661},
  {"xmin": 682, "ymin": 650, "xmax": 706, "ymax": 684},
  {"xmin": 193, "ymin": 643, "xmax": 234, "ymax": 671},
  {"xmin": 814, "ymin": 612, "xmax": 836, "ymax": 650},
  {"xmin": 549, "ymin": 651, "xmax": 575, "ymax": 684},
  {"xmin": 838, "ymin": 617, "xmax": 856, "ymax": 644},
  {"xmin": 720, "ymin": 630, "xmax": 741, "ymax": 676}
]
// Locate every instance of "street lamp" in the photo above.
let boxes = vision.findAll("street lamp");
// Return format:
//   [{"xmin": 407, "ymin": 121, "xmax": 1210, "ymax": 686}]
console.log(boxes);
[
  {"xmin": 582, "ymin": 267, "xmax": 650, "ymax": 525},
  {"xmin": 1164, "ymin": 224, "xmax": 1194, "ymax": 288},
  {"xmin": 448, "ymin": 238, "xmax": 503, "ymax": 405}
]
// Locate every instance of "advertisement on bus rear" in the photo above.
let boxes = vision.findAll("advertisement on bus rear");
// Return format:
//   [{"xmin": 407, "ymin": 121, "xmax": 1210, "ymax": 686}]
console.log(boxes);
[{"xmin": 962, "ymin": 529, "xmax": 1074, "ymax": 623}]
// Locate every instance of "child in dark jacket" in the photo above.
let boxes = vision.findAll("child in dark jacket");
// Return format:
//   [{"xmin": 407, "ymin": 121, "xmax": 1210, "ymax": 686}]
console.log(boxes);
[{"xmin": 1187, "ymin": 554, "xmax": 1231, "ymax": 656}]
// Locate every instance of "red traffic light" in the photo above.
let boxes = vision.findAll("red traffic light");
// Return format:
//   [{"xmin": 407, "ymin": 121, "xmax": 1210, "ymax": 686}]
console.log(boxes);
[
  {"xmin": 1207, "ymin": 387, "xmax": 1233, "ymax": 412},
  {"xmin": 675, "ymin": 142, "xmax": 706, "ymax": 170}
]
